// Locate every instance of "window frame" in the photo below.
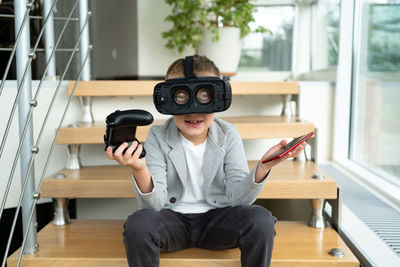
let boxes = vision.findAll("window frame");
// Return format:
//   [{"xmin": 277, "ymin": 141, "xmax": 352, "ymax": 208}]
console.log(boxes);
[
  {"xmin": 297, "ymin": 0, "xmax": 341, "ymax": 82},
  {"xmin": 239, "ymin": 0, "xmax": 341, "ymax": 82},
  {"xmin": 236, "ymin": 1, "xmax": 297, "ymax": 81},
  {"xmin": 310, "ymin": 0, "xmax": 340, "ymax": 70},
  {"xmin": 333, "ymin": 0, "xmax": 400, "ymax": 205}
]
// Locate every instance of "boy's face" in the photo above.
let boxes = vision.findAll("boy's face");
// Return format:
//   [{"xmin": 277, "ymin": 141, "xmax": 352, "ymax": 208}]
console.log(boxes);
[
  {"xmin": 169, "ymin": 71, "xmax": 216, "ymax": 145},
  {"xmin": 173, "ymin": 113, "xmax": 215, "ymax": 145}
]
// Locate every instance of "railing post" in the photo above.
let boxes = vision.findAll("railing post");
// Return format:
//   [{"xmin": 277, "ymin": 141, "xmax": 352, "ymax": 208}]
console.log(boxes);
[
  {"xmin": 310, "ymin": 128, "xmax": 319, "ymax": 163},
  {"xmin": 43, "ymin": 0, "xmax": 57, "ymax": 80},
  {"xmin": 308, "ymin": 198, "xmax": 329, "ymax": 228},
  {"xmin": 79, "ymin": 0, "xmax": 91, "ymax": 81},
  {"xmin": 78, "ymin": 0, "xmax": 94, "ymax": 125},
  {"xmin": 66, "ymin": 143, "xmax": 82, "ymax": 170},
  {"xmin": 79, "ymin": 96, "xmax": 94, "ymax": 124},
  {"xmin": 308, "ymin": 170, "xmax": 328, "ymax": 229},
  {"xmin": 281, "ymin": 94, "xmax": 292, "ymax": 116},
  {"xmin": 14, "ymin": 0, "xmax": 38, "ymax": 254},
  {"xmin": 53, "ymin": 198, "xmax": 71, "ymax": 226}
]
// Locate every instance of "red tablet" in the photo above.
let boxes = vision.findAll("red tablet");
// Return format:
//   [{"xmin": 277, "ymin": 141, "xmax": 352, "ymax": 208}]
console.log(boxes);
[{"xmin": 261, "ymin": 131, "xmax": 314, "ymax": 163}]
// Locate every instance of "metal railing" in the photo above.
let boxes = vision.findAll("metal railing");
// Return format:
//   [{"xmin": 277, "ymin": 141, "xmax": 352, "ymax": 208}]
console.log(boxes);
[{"xmin": 0, "ymin": 0, "xmax": 91, "ymax": 266}]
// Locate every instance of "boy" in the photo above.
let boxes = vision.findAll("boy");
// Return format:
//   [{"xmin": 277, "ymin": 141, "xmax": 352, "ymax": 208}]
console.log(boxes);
[{"xmin": 106, "ymin": 55, "xmax": 305, "ymax": 267}]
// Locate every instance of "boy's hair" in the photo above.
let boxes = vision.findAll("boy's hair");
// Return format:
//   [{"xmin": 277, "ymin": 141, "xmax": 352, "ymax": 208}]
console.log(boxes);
[{"xmin": 166, "ymin": 55, "xmax": 220, "ymax": 79}]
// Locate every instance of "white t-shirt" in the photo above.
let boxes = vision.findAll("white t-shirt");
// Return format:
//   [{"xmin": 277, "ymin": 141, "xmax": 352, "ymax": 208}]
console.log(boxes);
[{"xmin": 171, "ymin": 134, "xmax": 215, "ymax": 214}]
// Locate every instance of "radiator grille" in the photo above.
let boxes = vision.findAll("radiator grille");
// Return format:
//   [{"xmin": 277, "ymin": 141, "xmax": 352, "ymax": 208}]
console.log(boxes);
[{"xmin": 321, "ymin": 164, "xmax": 400, "ymax": 257}]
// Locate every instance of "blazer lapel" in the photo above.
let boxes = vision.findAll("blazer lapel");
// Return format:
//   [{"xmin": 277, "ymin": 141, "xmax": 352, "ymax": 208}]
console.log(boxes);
[
  {"xmin": 165, "ymin": 119, "xmax": 188, "ymax": 186},
  {"xmin": 202, "ymin": 121, "xmax": 225, "ymax": 185}
]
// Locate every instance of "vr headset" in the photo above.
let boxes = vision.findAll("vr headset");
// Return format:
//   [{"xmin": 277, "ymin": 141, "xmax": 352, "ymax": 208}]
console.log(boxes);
[{"xmin": 153, "ymin": 56, "xmax": 232, "ymax": 115}]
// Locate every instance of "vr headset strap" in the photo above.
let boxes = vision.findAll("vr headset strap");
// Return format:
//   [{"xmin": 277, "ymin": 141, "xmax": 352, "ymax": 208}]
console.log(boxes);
[{"xmin": 184, "ymin": 56, "xmax": 196, "ymax": 79}]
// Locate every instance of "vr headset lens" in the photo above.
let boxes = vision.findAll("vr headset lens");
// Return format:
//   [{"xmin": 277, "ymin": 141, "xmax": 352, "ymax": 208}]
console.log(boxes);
[
  {"xmin": 172, "ymin": 87, "xmax": 213, "ymax": 106},
  {"xmin": 173, "ymin": 88, "xmax": 190, "ymax": 105},
  {"xmin": 197, "ymin": 87, "xmax": 212, "ymax": 104}
]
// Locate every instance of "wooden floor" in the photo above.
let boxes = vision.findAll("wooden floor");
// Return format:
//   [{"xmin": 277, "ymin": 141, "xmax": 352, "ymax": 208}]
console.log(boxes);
[{"xmin": 8, "ymin": 220, "xmax": 359, "ymax": 267}]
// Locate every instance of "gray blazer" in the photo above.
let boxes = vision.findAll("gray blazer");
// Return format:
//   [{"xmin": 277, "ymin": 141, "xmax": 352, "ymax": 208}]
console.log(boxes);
[{"xmin": 132, "ymin": 117, "xmax": 267, "ymax": 211}]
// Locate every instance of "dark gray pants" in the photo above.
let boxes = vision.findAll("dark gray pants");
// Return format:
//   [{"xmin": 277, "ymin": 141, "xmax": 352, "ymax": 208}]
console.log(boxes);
[{"xmin": 123, "ymin": 205, "xmax": 276, "ymax": 267}]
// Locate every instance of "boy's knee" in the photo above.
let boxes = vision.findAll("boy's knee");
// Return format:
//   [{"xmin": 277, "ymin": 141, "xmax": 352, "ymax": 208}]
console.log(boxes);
[
  {"xmin": 124, "ymin": 209, "xmax": 158, "ymax": 242},
  {"xmin": 248, "ymin": 206, "xmax": 276, "ymax": 238}
]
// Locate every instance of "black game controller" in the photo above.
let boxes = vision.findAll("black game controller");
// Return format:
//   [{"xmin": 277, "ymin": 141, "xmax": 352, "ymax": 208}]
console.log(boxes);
[{"xmin": 104, "ymin": 109, "xmax": 154, "ymax": 158}]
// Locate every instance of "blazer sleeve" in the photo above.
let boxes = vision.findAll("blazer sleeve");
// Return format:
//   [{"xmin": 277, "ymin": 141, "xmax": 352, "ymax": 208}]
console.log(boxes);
[
  {"xmin": 223, "ymin": 126, "xmax": 268, "ymax": 205},
  {"xmin": 131, "ymin": 126, "xmax": 168, "ymax": 211}
]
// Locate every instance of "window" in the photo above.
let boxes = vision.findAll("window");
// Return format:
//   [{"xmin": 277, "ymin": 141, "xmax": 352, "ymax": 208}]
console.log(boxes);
[
  {"xmin": 310, "ymin": 0, "xmax": 341, "ymax": 71},
  {"xmin": 350, "ymin": 0, "xmax": 400, "ymax": 185},
  {"xmin": 238, "ymin": 5, "xmax": 295, "ymax": 72}
]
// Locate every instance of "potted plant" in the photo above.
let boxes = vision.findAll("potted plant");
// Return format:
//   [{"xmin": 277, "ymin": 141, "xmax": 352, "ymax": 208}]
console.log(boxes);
[{"xmin": 162, "ymin": 0, "xmax": 270, "ymax": 73}]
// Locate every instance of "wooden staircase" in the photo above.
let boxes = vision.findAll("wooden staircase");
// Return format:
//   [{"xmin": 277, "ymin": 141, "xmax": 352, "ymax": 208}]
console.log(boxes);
[
  {"xmin": 39, "ymin": 161, "xmax": 338, "ymax": 199},
  {"xmin": 8, "ymin": 220, "xmax": 358, "ymax": 267},
  {"xmin": 8, "ymin": 80, "xmax": 359, "ymax": 266},
  {"xmin": 55, "ymin": 116, "xmax": 315, "ymax": 144}
]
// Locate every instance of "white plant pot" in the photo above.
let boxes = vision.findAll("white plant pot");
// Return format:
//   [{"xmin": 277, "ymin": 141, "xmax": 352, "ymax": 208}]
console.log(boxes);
[{"xmin": 197, "ymin": 27, "xmax": 241, "ymax": 74}]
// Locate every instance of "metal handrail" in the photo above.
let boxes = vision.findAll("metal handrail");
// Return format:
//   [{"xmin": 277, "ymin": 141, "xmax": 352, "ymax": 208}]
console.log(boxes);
[
  {"xmin": 0, "ymin": 0, "xmax": 76, "ymax": 221},
  {"xmin": 0, "ymin": 14, "xmax": 89, "ymax": 260},
  {"xmin": 16, "ymin": 49, "xmax": 90, "ymax": 267},
  {"xmin": 1, "ymin": 0, "xmax": 92, "ymax": 264},
  {"xmin": 0, "ymin": 48, "xmax": 81, "ymax": 52},
  {"xmin": 0, "ymin": 14, "xmax": 80, "ymax": 21},
  {"xmin": 0, "ymin": 0, "xmax": 60, "ymax": 159},
  {"xmin": 0, "ymin": 9, "xmax": 89, "ymax": 265},
  {"xmin": 0, "ymin": 2, "xmax": 32, "ymax": 97}
]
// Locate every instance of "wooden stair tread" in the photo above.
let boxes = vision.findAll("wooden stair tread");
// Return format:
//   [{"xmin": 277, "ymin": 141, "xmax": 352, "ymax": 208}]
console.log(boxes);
[
  {"xmin": 41, "ymin": 161, "xmax": 337, "ymax": 199},
  {"xmin": 67, "ymin": 80, "xmax": 299, "ymax": 96},
  {"xmin": 56, "ymin": 116, "xmax": 315, "ymax": 144},
  {"xmin": 8, "ymin": 219, "xmax": 358, "ymax": 266}
]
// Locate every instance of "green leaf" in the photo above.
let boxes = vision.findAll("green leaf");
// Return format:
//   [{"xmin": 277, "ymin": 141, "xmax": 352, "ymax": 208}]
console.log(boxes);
[{"xmin": 161, "ymin": 0, "xmax": 270, "ymax": 51}]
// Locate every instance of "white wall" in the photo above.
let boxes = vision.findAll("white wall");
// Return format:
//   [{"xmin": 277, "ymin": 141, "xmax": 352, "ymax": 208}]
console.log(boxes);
[
  {"xmin": 137, "ymin": 0, "xmax": 195, "ymax": 77},
  {"xmin": 298, "ymin": 81, "xmax": 334, "ymax": 162},
  {"xmin": 0, "ymin": 81, "xmax": 81, "ymax": 208}
]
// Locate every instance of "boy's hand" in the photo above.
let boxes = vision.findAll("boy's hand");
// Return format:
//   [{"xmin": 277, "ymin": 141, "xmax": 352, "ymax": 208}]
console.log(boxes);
[
  {"xmin": 106, "ymin": 141, "xmax": 146, "ymax": 172},
  {"xmin": 255, "ymin": 139, "xmax": 306, "ymax": 183}
]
